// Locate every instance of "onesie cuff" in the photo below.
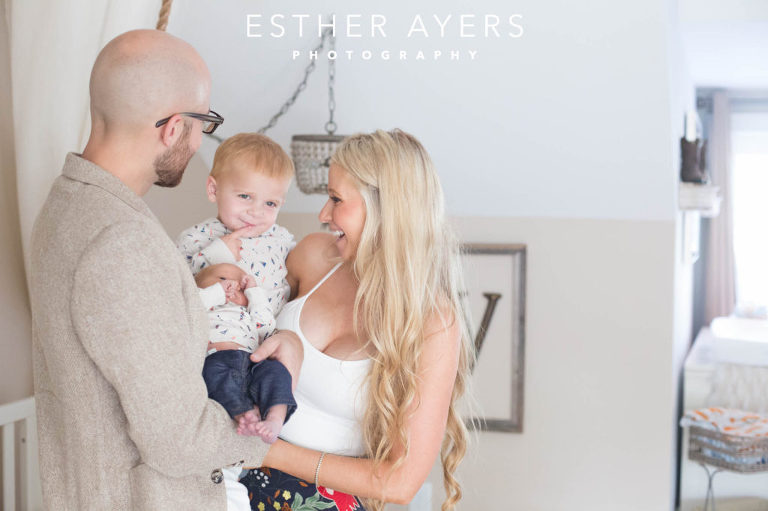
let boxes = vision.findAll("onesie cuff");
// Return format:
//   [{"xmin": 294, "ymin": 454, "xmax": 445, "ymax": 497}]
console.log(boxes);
[
  {"xmin": 201, "ymin": 237, "xmax": 238, "ymax": 265},
  {"xmin": 199, "ymin": 283, "xmax": 227, "ymax": 309},
  {"xmin": 244, "ymin": 287, "xmax": 272, "ymax": 313}
]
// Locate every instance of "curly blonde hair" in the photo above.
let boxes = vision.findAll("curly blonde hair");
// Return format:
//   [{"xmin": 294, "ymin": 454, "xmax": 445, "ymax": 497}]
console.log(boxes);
[{"xmin": 330, "ymin": 129, "xmax": 473, "ymax": 511}]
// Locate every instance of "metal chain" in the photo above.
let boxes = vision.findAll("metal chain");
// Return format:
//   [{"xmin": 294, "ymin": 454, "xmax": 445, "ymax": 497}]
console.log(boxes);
[
  {"xmin": 325, "ymin": 31, "xmax": 337, "ymax": 135},
  {"xmin": 257, "ymin": 23, "xmax": 335, "ymax": 134}
]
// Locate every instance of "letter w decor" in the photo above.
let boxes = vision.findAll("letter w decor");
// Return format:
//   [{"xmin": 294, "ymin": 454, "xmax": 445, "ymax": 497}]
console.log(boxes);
[{"xmin": 460, "ymin": 244, "xmax": 526, "ymax": 433}]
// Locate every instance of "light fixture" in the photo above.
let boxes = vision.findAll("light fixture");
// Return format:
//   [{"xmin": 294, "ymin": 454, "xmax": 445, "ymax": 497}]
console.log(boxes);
[
  {"xmin": 208, "ymin": 19, "xmax": 345, "ymax": 194},
  {"xmin": 290, "ymin": 25, "xmax": 343, "ymax": 194}
]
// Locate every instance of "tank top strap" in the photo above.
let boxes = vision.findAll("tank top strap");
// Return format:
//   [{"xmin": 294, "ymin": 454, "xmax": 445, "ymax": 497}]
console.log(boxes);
[{"xmin": 304, "ymin": 262, "xmax": 343, "ymax": 298}]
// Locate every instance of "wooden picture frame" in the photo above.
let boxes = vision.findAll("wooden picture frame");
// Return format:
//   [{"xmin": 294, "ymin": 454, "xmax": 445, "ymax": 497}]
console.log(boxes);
[{"xmin": 460, "ymin": 243, "xmax": 526, "ymax": 433}]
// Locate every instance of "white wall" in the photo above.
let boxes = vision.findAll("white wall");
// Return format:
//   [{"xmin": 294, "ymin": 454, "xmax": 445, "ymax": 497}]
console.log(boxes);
[
  {"xmin": 679, "ymin": 0, "xmax": 768, "ymax": 89},
  {"xmin": 171, "ymin": 0, "xmax": 678, "ymax": 221},
  {"xmin": 679, "ymin": 0, "xmax": 768, "ymax": 22},
  {"xmin": 451, "ymin": 216, "xmax": 676, "ymax": 510}
]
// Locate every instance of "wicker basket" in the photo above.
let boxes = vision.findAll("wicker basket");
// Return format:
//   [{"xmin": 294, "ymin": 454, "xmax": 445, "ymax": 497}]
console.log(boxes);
[
  {"xmin": 290, "ymin": 134, "xmax": 346, "ymax": 194},
  {"xmin": 689, "ymin": 425, "xmax": 768, "ymax": 473}
]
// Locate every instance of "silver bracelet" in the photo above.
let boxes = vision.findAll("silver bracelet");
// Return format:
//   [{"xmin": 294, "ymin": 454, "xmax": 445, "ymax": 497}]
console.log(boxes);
[{"xmin": 314, "ymin": 452, "xmax": 327, "ymax": 488}]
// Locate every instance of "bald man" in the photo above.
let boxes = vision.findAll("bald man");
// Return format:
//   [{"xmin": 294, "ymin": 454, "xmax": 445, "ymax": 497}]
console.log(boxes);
[{"xmin": 29, "ymin": 30, "xmax": 274, "ymax": 510}]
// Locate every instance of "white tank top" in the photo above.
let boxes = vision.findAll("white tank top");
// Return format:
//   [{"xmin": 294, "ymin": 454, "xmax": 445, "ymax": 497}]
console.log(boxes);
[{"xmin": 276, "ymin": 263, "xmax": 372, "ymax": 456}]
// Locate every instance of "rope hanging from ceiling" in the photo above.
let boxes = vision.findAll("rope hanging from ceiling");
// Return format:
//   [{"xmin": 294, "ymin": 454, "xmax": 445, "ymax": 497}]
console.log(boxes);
[{"xmin": 156, "ymin": 0, "xmax": 173, "ymax": 31}]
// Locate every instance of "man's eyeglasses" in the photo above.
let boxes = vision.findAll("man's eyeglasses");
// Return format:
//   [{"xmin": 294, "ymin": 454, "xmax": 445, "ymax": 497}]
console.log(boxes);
[{"xmin": 155, "ymin": 110, "xmax": 224, "ymax": 134}]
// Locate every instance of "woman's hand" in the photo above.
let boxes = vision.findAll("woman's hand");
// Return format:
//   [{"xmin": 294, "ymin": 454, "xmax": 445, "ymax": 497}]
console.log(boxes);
[{"xmin": 251, "ymin": 330, "xmax": 303, "ymax": 391}]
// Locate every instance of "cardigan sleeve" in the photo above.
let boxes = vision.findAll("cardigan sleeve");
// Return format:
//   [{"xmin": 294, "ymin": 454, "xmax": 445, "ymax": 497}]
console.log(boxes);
[{"xmin": 71, "ymin": 221, "xmax": 269, "ymax": 475}]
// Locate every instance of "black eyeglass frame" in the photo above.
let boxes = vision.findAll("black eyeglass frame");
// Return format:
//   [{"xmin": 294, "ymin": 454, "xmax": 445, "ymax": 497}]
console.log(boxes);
[{"xmin": 155, "ymin": 110, "xmax": 224, "ymax": 134}]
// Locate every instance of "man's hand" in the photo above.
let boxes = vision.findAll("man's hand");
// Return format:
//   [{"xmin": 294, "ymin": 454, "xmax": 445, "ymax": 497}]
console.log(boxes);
[
  {"xmin": 220, "ymin": 226, "xmax": 262, "ymax": 260},
  {"xmin": 251, "ymin": 330, "xmax": 303, "ymax": 391}
]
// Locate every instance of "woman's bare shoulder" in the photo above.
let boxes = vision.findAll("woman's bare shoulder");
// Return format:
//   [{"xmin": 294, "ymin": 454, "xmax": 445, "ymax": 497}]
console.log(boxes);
[{"xmin": 286, "ymin": 232, "xmax": 340, "ymax": 291}]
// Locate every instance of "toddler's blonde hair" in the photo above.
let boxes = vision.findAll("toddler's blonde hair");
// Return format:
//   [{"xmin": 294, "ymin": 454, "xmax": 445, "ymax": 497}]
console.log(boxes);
[{"xmin": 210, "ymin": 133, "xmax": 294, "ymax": 180}]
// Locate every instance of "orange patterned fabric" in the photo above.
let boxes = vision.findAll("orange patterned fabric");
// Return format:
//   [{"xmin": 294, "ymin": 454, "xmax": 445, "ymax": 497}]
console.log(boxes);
[{"xmin": 681, "ymin": 407, "xmax": 768, "ymax": 437}]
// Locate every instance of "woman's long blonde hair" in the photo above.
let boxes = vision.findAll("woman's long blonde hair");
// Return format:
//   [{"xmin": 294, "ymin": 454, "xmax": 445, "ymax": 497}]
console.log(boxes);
[{"xmin": 330, "ymin": 129, "xmax": 473, "ymax": 511}]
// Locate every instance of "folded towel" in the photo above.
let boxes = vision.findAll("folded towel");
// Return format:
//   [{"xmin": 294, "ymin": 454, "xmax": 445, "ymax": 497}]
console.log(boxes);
[{"xmin": 681, "ymin": 407, "xmax": 768, "ymax": 437}]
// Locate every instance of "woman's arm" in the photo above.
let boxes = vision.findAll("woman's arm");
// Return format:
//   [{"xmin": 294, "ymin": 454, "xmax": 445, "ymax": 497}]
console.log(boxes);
[
  {"xmin": 262, "ymin": 315, "xmax": 461, "ymax": 505},
  {"xmin": 285, "ymin": 232, "xmax": 339, "ymax": 300}
]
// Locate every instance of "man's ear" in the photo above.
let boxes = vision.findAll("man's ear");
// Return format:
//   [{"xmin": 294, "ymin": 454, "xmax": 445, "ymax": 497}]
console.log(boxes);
[
  {"xmin": 159, "ymin": 114, "xmax": 185, "ymax": 147},
  {"xmin": 206, "ymin": 176, "xmax": 218, "ymax": 203}
]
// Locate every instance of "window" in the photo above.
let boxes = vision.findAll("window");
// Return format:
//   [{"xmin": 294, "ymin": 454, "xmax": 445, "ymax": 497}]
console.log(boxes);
[{"xmin": 731, "ymin": 110, "xmax": 768, "ymax": 313}]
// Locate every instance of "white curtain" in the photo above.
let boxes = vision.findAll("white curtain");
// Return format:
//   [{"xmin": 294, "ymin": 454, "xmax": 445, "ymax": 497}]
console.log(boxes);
[
  {"xmin": 7, "ymin": 0, "xmax": 162, "ymax": 265},
  {"xmin": 704, "ymin": 91, "xmax": 736, "ymax": 323},
  {"xmin": 731, "ymin": 108, "xmax": 768, "ymax": 313}
]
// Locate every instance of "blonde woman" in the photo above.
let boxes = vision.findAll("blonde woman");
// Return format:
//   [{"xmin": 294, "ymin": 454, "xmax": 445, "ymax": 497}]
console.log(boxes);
[{"xmin": 241, "ymin": 129, "xmax": 473, "ymax": 511}]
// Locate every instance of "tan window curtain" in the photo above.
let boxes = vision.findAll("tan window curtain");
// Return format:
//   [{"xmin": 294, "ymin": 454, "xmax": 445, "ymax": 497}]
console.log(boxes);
[
  {"xmin": 7, "ymin": 0, "xmax": 162, "ymax": 267},
  {"xmin": 704, "ymin": 90, "xmax": 736, "ymax": 323}
]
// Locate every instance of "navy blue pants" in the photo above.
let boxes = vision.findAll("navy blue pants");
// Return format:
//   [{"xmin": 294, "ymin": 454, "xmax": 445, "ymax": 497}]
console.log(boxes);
[{"xmin": 202, "ymin": 350, "xmax": 296, "ymax": 422}]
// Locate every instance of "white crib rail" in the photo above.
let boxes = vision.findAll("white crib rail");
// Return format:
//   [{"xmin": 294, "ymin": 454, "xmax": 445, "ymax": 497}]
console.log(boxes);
[{"xmin": 0, "ymin": 396, "xmax": 41, "ymax": 511}]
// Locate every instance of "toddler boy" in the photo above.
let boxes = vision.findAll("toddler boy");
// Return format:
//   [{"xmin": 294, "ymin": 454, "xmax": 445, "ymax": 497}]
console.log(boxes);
[{"xmin": 177, "ymin": 133, "xmax": 296, "ymax": 441}]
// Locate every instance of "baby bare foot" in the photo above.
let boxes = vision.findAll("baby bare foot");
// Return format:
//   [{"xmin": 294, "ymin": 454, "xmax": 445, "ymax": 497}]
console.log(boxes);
[
  {"xmin": 254, "ymin": 417, "xmax": 282, "ymax": 444},
  {"xmin": 235, "ymin": 409, "xmax": 260, "ymax": 436}
]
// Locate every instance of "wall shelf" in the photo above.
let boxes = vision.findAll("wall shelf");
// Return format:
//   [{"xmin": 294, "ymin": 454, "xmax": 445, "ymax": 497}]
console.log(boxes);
[{"xmin": 679, "ymin": 183, "xmax": 721, "ymax": 218}]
